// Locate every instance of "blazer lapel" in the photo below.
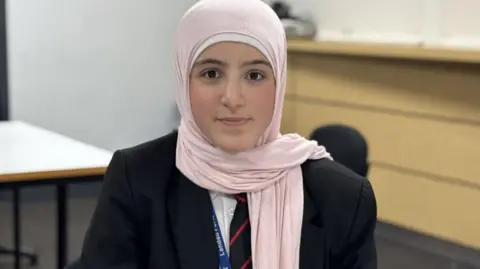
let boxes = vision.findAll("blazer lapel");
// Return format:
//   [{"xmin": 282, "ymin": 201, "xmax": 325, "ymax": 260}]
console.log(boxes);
[
  {"xmin": 300, "ymin": 185, "xmax": 329, "ymax": 269},
  {"xmin": 167, "ymin": 170, "xmax": 218, "ymax": 269}
]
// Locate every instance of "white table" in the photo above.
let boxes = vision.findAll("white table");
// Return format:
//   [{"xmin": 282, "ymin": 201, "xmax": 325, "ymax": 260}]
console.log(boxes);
[{"xmin": 0, "ymin": 121, "xmax": 113, "ymax": 269}]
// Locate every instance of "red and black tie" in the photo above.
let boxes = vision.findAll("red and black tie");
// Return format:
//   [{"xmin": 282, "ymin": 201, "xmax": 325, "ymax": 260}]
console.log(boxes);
[{"xmin": 229, "ymin": 193, "xmax": 252, "ymax": 269}]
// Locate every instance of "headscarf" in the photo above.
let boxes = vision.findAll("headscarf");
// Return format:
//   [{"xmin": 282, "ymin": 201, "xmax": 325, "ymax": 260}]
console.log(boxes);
[{"xmin": 174, "ymin": 0, "xmax": 331, "ymax": 268}]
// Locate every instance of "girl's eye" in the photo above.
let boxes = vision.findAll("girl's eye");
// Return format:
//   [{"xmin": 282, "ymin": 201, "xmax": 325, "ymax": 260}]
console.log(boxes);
[
  {"xmin": 202, "ymin": 69, "xmax": 220, "ymax": 79},
  {"xmin": 247, "ymin": 71, "xmax": 264, "ymax": 81}
]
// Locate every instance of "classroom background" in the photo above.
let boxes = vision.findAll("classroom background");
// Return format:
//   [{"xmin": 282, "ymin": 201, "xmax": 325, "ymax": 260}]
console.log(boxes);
[{"xmin": 1, "ymin": 0, "xmax": 479, "ymax": 268}]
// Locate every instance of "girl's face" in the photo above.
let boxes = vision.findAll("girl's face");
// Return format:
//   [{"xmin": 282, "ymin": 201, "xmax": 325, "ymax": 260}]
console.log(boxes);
[{"xmin": 189, "ymin": 41, "xmax": 276, "ymax": 153}]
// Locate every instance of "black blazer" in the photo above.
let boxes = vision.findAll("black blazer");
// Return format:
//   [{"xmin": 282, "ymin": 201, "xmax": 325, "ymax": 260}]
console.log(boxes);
[{"xmin": 79, "ymin": 131, "xmax": 377, "ymax": 269}]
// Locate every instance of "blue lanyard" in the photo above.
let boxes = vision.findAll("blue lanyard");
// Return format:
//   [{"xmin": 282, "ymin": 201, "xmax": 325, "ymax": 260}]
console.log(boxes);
[{"xmin": 211, "ymin": 206, "xmax": 232, "ymax": 269}]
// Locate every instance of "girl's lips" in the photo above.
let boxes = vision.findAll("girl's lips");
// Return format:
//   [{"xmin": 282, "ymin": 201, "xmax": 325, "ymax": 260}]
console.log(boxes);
[{"xmin": 217, "ymin": 117, "xmax": 251, "ymax": 126}]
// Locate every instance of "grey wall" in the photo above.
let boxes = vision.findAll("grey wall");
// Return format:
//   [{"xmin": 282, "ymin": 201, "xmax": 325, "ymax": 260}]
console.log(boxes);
[{"xmin": 6, "ymin": 0, "xmax": 196, "ymax": 151}]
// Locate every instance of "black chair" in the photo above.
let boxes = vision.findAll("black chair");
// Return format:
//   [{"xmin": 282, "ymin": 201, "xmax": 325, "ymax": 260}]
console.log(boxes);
[{"xmin": 310, "ymin": 124, "xmax": 369, "ymax": 177}]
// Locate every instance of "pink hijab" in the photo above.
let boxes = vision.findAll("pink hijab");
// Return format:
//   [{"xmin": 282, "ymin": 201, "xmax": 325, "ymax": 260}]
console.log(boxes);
[{"xmin": 174, "ymin": 0, "xmax": 331, "ymax": 268}]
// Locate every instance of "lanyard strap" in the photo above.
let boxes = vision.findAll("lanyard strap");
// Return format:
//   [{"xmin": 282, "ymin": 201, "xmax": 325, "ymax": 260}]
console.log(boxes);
[{"xmin": 212, "ymin": 206, "xmax": 232, "ymax": 269}]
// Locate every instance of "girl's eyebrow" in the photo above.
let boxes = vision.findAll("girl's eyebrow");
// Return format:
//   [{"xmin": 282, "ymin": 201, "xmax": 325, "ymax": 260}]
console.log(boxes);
[
  {"xmin": 240, "ymin": 59, "xmax": 271, "ymax": 68},
  {"xmin": 193, "ymin": 58, "xmax": 226, "ymax": 67}
]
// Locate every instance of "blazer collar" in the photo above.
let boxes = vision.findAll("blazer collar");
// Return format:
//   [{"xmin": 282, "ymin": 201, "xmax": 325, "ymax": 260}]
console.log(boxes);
[
  {"xmin": 167, "ymin": 170, "xmax": 219, "ymax": 269},
  {"xmin": 300, "ymin": 162, "xmax": 329, "ymax": 269},
  {"xmin": 166, "ymin": 163, "xmax": 327, "ymax": 269}
]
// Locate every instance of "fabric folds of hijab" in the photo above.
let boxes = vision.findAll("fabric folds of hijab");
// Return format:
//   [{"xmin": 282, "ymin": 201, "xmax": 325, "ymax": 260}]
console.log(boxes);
[{"xmin": 174, "ymin": 0, "xmax": 331, "ymax": 268}]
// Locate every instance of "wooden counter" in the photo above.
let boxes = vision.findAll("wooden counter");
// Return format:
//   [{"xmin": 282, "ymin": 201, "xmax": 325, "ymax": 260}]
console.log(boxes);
[
  {"xmin": 287, "ymin": 39, "xmax": 480, "ymax": 64},
  {"xmin": 283, "ymin": 40, "xmax": 480, "ymax": 249}
]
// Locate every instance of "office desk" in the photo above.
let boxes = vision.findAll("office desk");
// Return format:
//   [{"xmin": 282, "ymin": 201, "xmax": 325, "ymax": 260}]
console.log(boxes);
[{"xmin": 0, "ymin": 121, "xmax": 113, "ymax": 269}]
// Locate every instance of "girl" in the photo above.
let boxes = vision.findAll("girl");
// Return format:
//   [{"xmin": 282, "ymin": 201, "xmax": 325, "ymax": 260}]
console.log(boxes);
[{"xmin": 79, "ymin": 0, "xmax": 377, "ymax": 268}]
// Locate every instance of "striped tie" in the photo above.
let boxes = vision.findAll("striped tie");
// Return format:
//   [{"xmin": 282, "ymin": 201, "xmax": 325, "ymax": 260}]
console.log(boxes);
[{"xmin": 229, "ymin": 193, "xmax": 252, "ymax": 269}]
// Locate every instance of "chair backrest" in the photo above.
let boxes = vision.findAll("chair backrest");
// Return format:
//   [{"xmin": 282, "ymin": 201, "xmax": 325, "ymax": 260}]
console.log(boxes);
[{"xmin": 310, "ymin": 124, "xmax": 369, "ymax": 177}]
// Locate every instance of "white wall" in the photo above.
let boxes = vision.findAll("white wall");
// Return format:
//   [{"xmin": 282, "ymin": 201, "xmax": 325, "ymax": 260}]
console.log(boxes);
[
  {"xmin": 274, "ymin": 0, "xmax": 480, "ymax": 48},
  {"xmin": 7, "ymin": 0, "xmax": 195, "ymax": 151}
]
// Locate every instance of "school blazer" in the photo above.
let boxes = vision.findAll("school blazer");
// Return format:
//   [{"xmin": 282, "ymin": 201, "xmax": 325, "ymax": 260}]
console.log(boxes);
[{"xmin": 79, "ymin": 131, "xmax": 377, "ymax": 269}]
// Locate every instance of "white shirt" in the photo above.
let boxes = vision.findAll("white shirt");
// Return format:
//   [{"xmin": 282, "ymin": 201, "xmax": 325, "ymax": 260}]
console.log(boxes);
[{"xmin": 210, "ymin": 191, "xmax": 237, "ymax": 255}]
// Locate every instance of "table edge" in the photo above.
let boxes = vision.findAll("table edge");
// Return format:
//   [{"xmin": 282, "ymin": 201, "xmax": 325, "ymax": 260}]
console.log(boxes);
[{"xmin": 0, "ymin": 167, "xmax": 107, "ymax": 183}]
